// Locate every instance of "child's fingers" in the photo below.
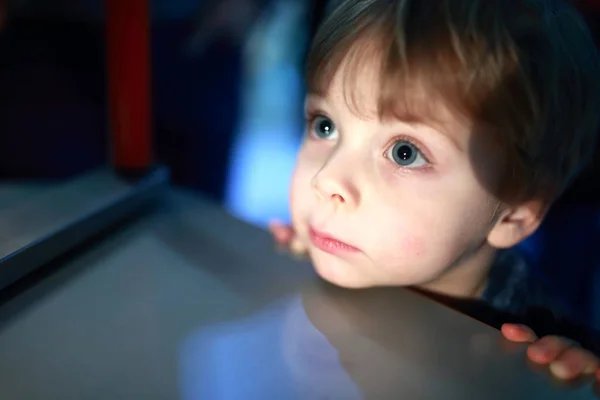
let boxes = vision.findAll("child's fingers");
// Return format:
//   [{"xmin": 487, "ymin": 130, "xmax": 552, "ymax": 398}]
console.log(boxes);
[
  {"xmin": 549, "ymin": 347, "xmax": 599, "ymax": 380},
  {"xmin": 526, "ymin": 335, "xmax": 572, "ymax": 365},
  {"xmin": 269, "ymin": 220, "xmax": 295, "ymax": 245},
  {"xmin": 502, "ymin": 325, "xmax": 600, "ymax": 381},
  {"xmin": 501, "ymin": 323, "xmax": 538, "ymax": 343},
  {"xmin": 268, "ymin": 220, "xmax": 309, "ymax": 258},
  {"xmin": 289, "ymin": 237, "xmax": 309, "ymax": 259}
]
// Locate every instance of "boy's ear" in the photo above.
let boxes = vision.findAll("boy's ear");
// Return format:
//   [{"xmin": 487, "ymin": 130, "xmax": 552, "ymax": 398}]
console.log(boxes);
[{"xmin": 487, "ymin": 200, "xmax": 546, "ymax": 249}]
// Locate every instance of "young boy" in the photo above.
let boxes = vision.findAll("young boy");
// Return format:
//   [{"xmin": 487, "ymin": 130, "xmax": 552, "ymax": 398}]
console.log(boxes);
[{"xmin": 270, "ymin": 0, "xmax": 600, "ymax": 382}]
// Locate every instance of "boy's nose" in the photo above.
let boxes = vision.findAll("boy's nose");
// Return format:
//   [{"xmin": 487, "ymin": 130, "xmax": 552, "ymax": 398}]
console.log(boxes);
[{"xmin": 310, "ymin": 169, "xmax": 360, "ymax": 209}]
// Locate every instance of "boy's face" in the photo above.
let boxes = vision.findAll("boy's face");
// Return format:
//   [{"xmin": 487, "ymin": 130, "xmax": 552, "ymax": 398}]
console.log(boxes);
[{"xmin": 289, "ymin": 60, "xmax": 521, "ymax": 295}]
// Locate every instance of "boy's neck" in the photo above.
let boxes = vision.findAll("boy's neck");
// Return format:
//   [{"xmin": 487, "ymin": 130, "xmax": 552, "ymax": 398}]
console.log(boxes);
[{"xmin": 416, "ymin": 244, "xmax": 497, "ymax": 299}]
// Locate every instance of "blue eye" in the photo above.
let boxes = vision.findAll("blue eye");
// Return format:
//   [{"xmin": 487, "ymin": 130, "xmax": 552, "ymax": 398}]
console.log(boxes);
[
  {"xmin": 311, "ymin": 115, "xmax": 338, "ymax": 140},
  {"xmin": 386, "ymin": 140, "xmax": 428, "ymax": 168}
]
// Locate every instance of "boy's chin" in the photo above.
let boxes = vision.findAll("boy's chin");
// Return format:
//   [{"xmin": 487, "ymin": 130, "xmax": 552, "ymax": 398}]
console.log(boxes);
[
  {"xmin": 310, "ymin": 255, "xmax": 378, "ymax": 290},
  {"xmin": 309, "ymin": 252, "xmax": 433, "ymax": 290}
]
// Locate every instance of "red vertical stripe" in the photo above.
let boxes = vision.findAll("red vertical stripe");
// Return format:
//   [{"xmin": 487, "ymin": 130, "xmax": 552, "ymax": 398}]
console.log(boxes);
[{"xmin": 106, "ymin": 0, "xmax": 152, "ymax": 170}]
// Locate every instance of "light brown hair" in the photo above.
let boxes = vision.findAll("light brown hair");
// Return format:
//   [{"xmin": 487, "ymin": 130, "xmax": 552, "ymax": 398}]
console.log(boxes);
[{"xmin": 306, "ymin": 0, "xmax": 600, "ymax": 204}]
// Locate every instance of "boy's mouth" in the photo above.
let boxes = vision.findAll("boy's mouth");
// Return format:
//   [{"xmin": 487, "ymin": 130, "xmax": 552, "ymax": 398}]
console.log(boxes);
[{"xmin": 308, "ymin": 226, "xmax": 360, "ymax": 255}]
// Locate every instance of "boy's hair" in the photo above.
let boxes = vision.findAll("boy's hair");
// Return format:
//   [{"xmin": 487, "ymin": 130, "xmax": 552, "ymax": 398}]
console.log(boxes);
[{"xmin": 306, "ymin": 0, "xmax": 600, "ymax": 204}]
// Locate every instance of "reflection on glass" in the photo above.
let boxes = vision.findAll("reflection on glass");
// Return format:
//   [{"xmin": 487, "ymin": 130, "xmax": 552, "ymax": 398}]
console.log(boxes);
[
  {"xmin": 178, "ymin": 295, "xmax": 360, "ymax": 400},
  {"xmin": 178, "ymin": 284, "xmax": 522, "ymax": 399}
]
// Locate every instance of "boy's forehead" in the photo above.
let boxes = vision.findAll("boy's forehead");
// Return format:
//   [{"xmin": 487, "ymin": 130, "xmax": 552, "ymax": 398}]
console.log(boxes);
[{"xmin": 331, "ymin": 57, "xmax": 381, "ymax": 114}]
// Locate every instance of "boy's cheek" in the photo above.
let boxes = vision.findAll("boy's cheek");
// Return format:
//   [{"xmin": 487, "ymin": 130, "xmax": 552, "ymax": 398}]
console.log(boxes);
[
  {"xmin": 289, "ymin": 159, "xmax": 323, "ymax": 211},
  {"xmin": 288, "ymin": 174, "xmax": 312, "ymax": 241},
  {"xmin": 397, "ymin": 234, "xmax": 428, "ymax": 259},
  {"xmin": 381, "ymin": 232, "xmax": 432, "ymax": 274},
  {"xmin": 297, "ymin": 144, "xmax": 330, "ymax": 168}
]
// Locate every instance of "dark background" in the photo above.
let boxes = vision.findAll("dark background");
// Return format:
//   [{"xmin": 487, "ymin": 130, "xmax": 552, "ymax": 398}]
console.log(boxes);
[{"xmin": 0, "ymin": 0, "xmax": 598, "ymax": 329}]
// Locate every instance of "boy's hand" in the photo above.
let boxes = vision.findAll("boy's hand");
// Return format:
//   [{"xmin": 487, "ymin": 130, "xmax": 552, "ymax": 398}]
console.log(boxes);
[
  {"xmin": 501, "ymin": 323, "xmax": 600, "ymax": 381},
  {"xmin": 268, "ymin": 220, "xmax": 309, "ymax": 259}
]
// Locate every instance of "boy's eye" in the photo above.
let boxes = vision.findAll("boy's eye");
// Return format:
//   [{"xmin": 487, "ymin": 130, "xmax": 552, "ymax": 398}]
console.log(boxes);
[
  {"xmin": 386, "ymin": 140, "xmax": 428, "ymax": 168},
  {"xmin": 311, "ymin": 115, "xmax": 338, "ymax": 140}
]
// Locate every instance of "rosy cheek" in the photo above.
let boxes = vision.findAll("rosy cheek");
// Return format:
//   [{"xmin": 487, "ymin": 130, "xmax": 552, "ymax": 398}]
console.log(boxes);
[{"xmin": 398, "ymin": 234, "xmax": 427, "ymax": 258}]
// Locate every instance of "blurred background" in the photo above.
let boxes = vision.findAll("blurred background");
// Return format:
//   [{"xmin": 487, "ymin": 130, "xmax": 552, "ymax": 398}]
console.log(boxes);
[
  {"xmin": 0, "ymin": 0, "xmax": 326, "ymax": 226},
  {"xmin": 0, "ymin": 0, "xmax": 599, "ymax": 328}
]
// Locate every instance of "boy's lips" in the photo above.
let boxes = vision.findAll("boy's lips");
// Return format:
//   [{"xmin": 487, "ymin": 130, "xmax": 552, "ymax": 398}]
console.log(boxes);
[{"xmin": 308, "ymin": 226, "xmax": 360, "ymax": 255}]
